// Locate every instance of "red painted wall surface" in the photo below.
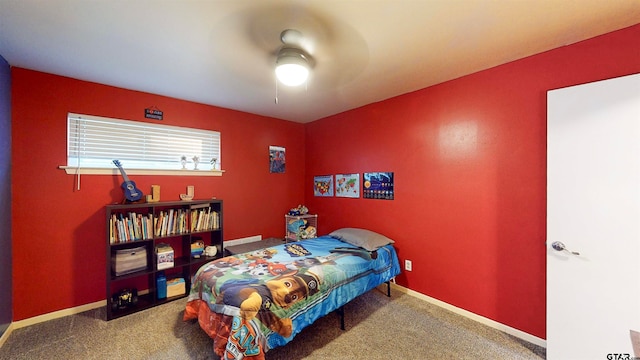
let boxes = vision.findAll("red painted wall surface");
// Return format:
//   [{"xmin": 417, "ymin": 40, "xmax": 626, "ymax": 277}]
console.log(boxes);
[
  {"xmin": 11, "ymin": 69, "xmax": 305, "ymax": 320},
  {"xmin": 305, "ymin": 24, "xmax": 640, "ymax": 339},
  {"xmin": 9, "ymin": 23, "xmax": 640, "ymax": 338}
]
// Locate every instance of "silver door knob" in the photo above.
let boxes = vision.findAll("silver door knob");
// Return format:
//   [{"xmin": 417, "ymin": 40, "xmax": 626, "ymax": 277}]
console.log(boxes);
[{"xmin": 551, "ymin": 241, "xmax": 580, "ymax": 255}]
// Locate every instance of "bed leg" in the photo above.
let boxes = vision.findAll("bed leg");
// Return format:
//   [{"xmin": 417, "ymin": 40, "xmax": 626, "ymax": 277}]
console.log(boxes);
[
  {"xmin": 386, "ymin": 280, "xmax": 391, "ymax": 297},
  {"xmin": 336, "ymin": 306, "xmax": 345, "ymax": 330}
]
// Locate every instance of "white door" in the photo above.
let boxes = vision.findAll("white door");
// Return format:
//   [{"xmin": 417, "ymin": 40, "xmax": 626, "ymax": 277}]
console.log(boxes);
[{"xmin": 547, "ymin": 73, "xmax": 640, "ymax": 359}]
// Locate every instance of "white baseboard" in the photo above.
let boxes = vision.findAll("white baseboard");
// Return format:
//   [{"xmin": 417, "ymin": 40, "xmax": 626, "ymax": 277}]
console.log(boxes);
[
  {"xmin": 2, "ymin": 235, "xmax": 265, "ymax": 341},
  {"xmin": 1, "ymin": 270, "xmax": 545, "ymax": 352},
  {"xmin": 393, "ymin": 284, "xmax": 546, "ymax": 348},
  {"xmin": 0, "ymin": 322, "xmax": 14, "ymax": 349},
  {"xmin": 11, "ymin": 299, "xmax": 106, "ymax": 330},
  {"xmin": 224, "ymin": 235, "xmax": 262, "ymax": 247},
  {"xmin": 0, "ymin": 299, "xmax": 106, "ymax": 349}
]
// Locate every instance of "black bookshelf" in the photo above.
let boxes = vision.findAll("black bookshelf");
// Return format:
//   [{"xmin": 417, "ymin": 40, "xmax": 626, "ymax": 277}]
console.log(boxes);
[{"xmin": 105, "ymin": 199, "xmax": 223, "ymax": 320}]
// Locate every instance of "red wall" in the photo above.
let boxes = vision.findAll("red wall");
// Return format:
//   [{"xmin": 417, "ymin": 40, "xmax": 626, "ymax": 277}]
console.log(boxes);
[
  {"xmin": 305, "ymin": 24, "xmax": 640, "ymax": 339},
  {"xmin": 10, "ymin": 24, "xmax": 640, "ymax": 338},
  {"xmin": 11, "ymin": 69, "xmax": 305, "ymax": 320}
]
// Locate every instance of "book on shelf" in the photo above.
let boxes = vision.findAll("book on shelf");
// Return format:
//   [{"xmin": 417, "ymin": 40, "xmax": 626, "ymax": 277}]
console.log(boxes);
[
  {"xmin": 190, "ymin": 202, "xmax": 211, "ymax": 210},
  {"xmin": 190, "ymin": 207, "xmax": 220, "ymax": 232},
  {"xmin": 167, "ymin": 209, "xmax": 174, "ymax": 235},
  {"xmin": 109, "ymin": 211, "xmax": 153, "ymax": 244},
  {"xmin": 154, "ymin": 211, "xmax": 163, "ymax": 237},
  {"xmin": 108, "ymin": 204, "xmax": 220, "ymax": 244},
  {"xmin": 152, "ymin": 209, "xmax": 189, "ymax": 237}
]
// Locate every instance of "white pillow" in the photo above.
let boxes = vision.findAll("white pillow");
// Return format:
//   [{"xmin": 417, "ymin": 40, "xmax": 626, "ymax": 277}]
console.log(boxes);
[{"xmin": 328, "ymin": 228, "xmax": 394, "ymax": 251}]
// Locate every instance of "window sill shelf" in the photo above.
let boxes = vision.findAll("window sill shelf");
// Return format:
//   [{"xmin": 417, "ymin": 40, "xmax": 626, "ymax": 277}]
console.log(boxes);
[{"xmin": 59, "ymin": 166, "xmax": 224, "ymax": 176}]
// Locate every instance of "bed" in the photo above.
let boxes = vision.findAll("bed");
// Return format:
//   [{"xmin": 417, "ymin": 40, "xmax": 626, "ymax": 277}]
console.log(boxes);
[{"xmin": 183, "ymin": 228, "xmax": 401, "ymax": 359}]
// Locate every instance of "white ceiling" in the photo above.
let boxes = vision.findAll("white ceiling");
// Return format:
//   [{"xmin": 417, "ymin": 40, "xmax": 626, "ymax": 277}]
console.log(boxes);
[{"xmin": 1, "ymin": 1, "xmax": 639, "ymax": 123}]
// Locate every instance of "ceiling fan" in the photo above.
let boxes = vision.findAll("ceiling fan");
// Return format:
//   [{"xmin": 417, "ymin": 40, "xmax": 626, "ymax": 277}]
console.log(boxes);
[
  {"xmin": 275, "ymin": 29, "xmax": 314, "ymax": 87},
  {"xmin": 209, "ymin": 3, "xmax": 369, "ymax": 92}
]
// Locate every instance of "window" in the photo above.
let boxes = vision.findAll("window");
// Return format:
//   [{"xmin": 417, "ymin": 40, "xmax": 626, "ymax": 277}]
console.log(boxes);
[{"xmin": 64, "ymin": 113, "xmax": 221, "ymax": 175}]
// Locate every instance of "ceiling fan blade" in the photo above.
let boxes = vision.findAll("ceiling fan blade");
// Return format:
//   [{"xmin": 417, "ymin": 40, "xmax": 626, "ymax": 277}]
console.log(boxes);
[{"xmin": 209, "ymin": 3, "xmax": 369, "ymax": 88}]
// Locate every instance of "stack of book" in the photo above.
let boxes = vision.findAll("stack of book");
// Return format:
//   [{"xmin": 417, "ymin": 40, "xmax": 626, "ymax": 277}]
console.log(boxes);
[
  {"xmin": 109, "ymin": 206, "xmax": 221, "ymax": 244},
  {"xmin": 109, "ymin": 212, "xmax": 154, "ymax": 244},
  {"xmin": 154, "ymin": 209, "xmax": 189, "ymax": 237},
  {"xmin": 190, "ymin": 205, "xmax": 220, "ymax": 232}
]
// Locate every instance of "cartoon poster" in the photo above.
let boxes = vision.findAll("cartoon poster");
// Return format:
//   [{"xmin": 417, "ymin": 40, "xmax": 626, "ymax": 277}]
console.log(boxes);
[
  {"xmin": 269, "ymin": 146, "xmax": 286, "ymax": 173},
  {"xmin": 313, "ymin": 175, "xmax": 334, "ymax": 197},
  {"xmin": 363, "ymin": 172, "xmax": 394, "ymax": 200},
  {"xmin": 335, "ymin": 173, "xmax": 360, "ymax": 198}
]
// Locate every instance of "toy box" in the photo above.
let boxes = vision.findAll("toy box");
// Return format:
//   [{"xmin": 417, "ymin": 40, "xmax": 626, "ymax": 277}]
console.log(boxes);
[
  {"xmin": 155, "ymin": 243, "xmax": 174, "ymax": 270},
  {"xmin": 112, "ymin": 246, "xmax": 147, "ymax": 276},
  {"xmin": 167, "ymin": 277, "xmax": 186, "ymax": 297}
]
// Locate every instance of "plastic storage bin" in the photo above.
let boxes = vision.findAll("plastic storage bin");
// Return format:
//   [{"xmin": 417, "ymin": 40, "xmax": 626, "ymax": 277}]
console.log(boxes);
[{"xmin": 285, "ymin": 214, "xmax": 318, "ymax": 241}]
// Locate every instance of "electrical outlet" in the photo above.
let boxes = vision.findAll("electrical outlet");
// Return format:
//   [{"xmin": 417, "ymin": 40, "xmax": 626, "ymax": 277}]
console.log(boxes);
[{"xmin": 404, "ymin": 259, "xmax": 412, "ymax": 271}]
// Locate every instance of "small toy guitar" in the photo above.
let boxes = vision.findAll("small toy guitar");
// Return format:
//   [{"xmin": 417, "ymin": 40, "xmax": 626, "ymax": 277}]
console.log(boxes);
[{"xmin": 113, "ymin": 160, "xmax": 143, "ymax": 202}]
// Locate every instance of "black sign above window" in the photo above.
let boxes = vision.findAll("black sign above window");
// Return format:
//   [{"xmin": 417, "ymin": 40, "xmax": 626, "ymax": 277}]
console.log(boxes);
[{"xmin": 145, "ymin": 107, "xmax": 163, "ymax": 120}]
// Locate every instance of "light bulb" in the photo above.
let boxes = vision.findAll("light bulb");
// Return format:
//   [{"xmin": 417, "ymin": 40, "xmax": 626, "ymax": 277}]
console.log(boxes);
[
  {"xmin": 276, "ymin": 63, "xmax": 309, "ymax": 86},
  {"xmin": 275, "ymin": 48, "xmax": 310, "ymax": 86}
]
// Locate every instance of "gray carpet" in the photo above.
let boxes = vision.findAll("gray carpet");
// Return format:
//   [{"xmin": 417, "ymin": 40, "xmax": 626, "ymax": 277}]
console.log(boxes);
[{"xmin": 0, "ymin": 285, "xmax": 545, "ymax": 359}]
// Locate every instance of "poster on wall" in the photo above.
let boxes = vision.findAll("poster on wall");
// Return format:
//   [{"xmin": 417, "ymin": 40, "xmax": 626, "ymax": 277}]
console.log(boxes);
[
  {"xmin": 313, "ymin": 175, "xmax": 334, "ymax": 197},
  {"xmin": 269, "ymin": 146, "xmax": 286, "ymax": 173},
  {"xmin": 363, "ymin": 172, "xmax": 394, "ymax": 200},
  {"xmin": 335, "ymin": 173, "xmax": 360, "ymax": 198}
]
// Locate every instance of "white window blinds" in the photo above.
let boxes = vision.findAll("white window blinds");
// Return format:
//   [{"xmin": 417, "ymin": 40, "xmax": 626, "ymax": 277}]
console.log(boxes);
[{"xmin": 67, "ymin": 113, "xmax": 220, "ymax": 170}]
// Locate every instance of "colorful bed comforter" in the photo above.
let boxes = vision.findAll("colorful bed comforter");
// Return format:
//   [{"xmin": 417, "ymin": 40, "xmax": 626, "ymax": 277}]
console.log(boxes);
[{"xmin": 184, "ymin": 235, "xmax": 401, "ymax": 359}]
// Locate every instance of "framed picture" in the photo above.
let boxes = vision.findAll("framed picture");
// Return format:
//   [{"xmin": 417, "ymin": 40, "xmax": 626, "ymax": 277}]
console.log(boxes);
[
  {"xmin": 313, "ymin": 175, "xmax": 334, "ymax": 197},
  {"xmin": 335, "ymin": 173, "xmax": 360, "ymax": 198},
  {"xmin": 363, "ymin": 172, "xmax": 394, "ymax": 200},
  {"xmin": 269, "ymin": 146, "xmax": 285, "ymax": 173}
]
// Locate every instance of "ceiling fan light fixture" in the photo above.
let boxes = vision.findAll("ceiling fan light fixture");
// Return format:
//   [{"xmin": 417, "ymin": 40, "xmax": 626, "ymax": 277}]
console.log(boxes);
[{"xmin": 275, "ymin": 48, "xmax": 310, "ymax": 87}]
